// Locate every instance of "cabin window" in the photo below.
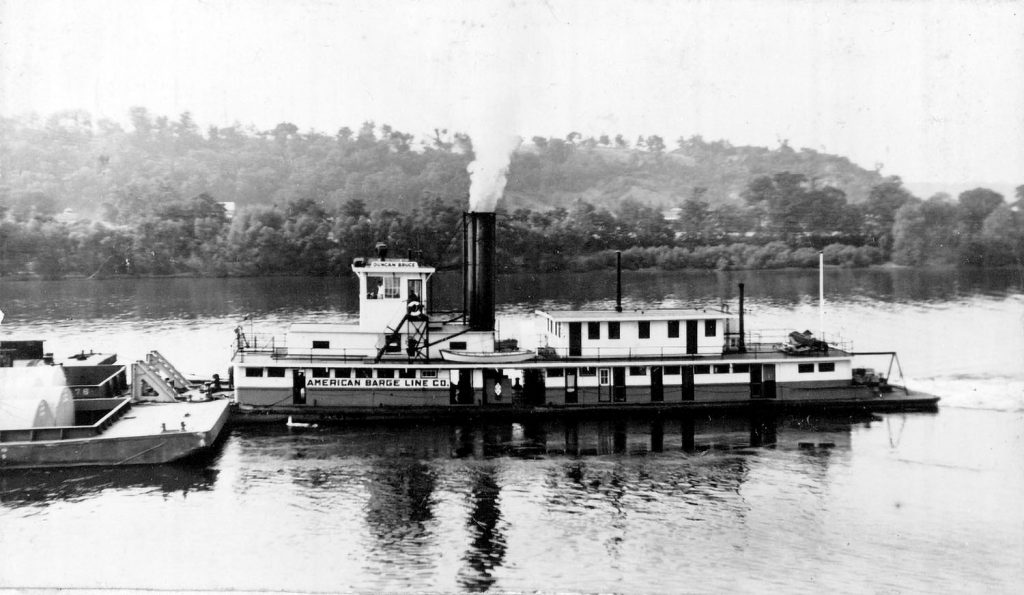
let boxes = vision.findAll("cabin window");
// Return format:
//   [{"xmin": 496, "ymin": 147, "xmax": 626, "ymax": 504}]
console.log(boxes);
[
  {"xmin": 629, "ymin": 366, "xmax": 647, "ymax": 376},
  {"xmin": 385, "ymin": 277, "xmax": 401, "ymax": 299},
  {"xmin": 399, "ymin": 368, "xmax": 416, "ymax": 378},
  {"xmin": 705, "ymin": 320, "xmax": 717, "ymax": 336},
  {"xmin": 449, "ymin": 341, "xmax": 467, "ymax": 351},
  {"xmin": 588, "ymin": 322, "xmax": 600, "ymax": 340},
  {"xmin": 244, "ymin": 367, "xmax": 264, "ymax": 378},
  {"xmin": 608, "ymin": 322, "xmax": 620, "ymax": 340},
  {"xmin": 420, "ymin": 369, "xmax": 437, "ymax": 378},
  {"xmin": 312, "ymin": 340, "xmax": 330, "ymax": 349},
  {"xmin": 407, "ymin": 279, "xmax": 423, "ymax": 301},
  {"xmin": 311, "ymin": 368, "xmax": 330, "ymax": 378},
  {"xmin": 668, "ymin": 320, "xmax": 680, "ymax": 338},
  {"xmin": 556, "ymin": 322, "xmax": 562, "ymax": 337},
  {"xmin": 266, "ymin": 367, "xmax": 286, "ymax": 378},
  {"xmin": 367, "ymin": 275, "xmax": 384, "ymax": 299},
  {"xmin": 694, "ymin": 365, "xmax": 710, "ymax": 374},
  {"xmin": 355, "ymin": 368, "xmax": 372, "ymax": 379},
  {"xmin": 638, "ymin": 321, "xmax": 650, "ymax": 339},
  {"xmin": 819, "ymin": 362, "xmax": 836, "ymax": 372},
  {"xmin": 367, "ymin": 275, "xmax": 400, "ymax": 299},
  {"xmin": 713, "ymin": 364, "xmax": 731, "ymax": 374},
  {"xmin": 377, "ymin": 369, "xmax": 395, "ymax": 379},
  {"xmin": 334, "ymin": 368, "xmax": 351, "ymax": 378},
  {"xmin": 798, "ymin": 363, "xmax": 815, "ymax": 373},
  {"xmin": 579, "ymin": 366, "xmax": 597, "ymax": 377},
  {"xmin": 732, "ymin": 364, "xmax": 750, "ymax": 373},
  {"xmin": 664, "ymin": 366, "xmax": 681, "ymax": 375},
  {"xmin": 599, "ymin": 369, "xmax": 610, "ymax": 384},
  {"xmin": 547, "ymin": 368, "xmax": 564, "ymax": 378}
]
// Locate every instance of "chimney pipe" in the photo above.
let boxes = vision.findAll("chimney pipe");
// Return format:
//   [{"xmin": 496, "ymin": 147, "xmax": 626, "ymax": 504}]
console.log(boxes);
[
  {"xmin": 738, "ymin": 283, "xmax": 746, "ymax": 353},
  {"xmin": 464, "ymin": 211, "xmax": 496, "ymax": 331},
  {"xmin": 615, "ymin": 251, "xmax": 623, "ymax": 313}
]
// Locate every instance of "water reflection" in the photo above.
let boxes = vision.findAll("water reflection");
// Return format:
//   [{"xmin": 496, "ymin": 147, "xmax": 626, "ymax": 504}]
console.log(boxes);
[
  {"xmin": 363, "ymin": 460, "xmax": 438, "ymax": 571},
  {"xmin": 458, "ymin": 465, "xmax": 506, "ymax": 592},
  {"xmin": 0, "ymin": 463, "xmax": 219, "ymax": 507}
]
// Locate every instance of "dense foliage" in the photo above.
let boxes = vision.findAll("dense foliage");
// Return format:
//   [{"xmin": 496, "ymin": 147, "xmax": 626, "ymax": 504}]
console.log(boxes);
[{"xmin": 1, "ymin": 109, "xmax": 1022, "ymax": 277}]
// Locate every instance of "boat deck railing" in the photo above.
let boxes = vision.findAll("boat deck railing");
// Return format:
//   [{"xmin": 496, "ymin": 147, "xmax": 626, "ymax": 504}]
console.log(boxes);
[
  {"xmin": 0, "ymin": 397, "xmax": 133, "ymax": 443},
  {"xmin": 233, "ymin": 329, "xmax": 853, "ymax": 364}
]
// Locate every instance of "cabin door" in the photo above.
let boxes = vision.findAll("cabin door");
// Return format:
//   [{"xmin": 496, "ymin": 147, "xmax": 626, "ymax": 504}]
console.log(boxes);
[
  {"xmin": 750, "ymin": 364, "xmax": 777, "ymax": 399},
  {"xmin": 650, "ymin": 366, "xmax": 663, "ymax": 402},
  {"xmin": 569, "ymin": 323, "xmax": 582, "ymax": 357},
  {"xmin": 564, "ymin": 369, "xmax": 578, "ymax": 404},
  {"xmin": 292, "ymin": 370, "xmax": 306, "ymax": 405},
  {"xmin": 598, "ymin": 368, "xmax": 611, "ymax": 402},
  {"xmin": 681, "ymin": 366, "xmax": 694, "ymax": 401},
  {"xmin": 612, "ymin": 367, "xmax": 626, "ymax": 402},
  {"xmin": 686, "ymin": 321, "xmax": 699, "ymax": 355},
  {"xmin": 762, "ymin": 365, "xmax": 777, "ymax": 399},
  {"xmin": 457, "ymin": 369, "xmax": 475, "ymax": 405}
]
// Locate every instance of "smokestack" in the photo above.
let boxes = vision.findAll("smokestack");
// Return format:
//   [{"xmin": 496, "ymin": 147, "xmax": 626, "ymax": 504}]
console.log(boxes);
[{"xmin": 464, "ymin": 211, "xmax": 496, "ymax": 331}]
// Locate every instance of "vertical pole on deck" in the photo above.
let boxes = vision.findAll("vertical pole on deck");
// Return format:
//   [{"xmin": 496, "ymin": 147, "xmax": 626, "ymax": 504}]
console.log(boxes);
[
  {"xmin": 615, "ymin": 250, "xmax": 623, "ymax": 313},
  {"xmin": 819, "ymin": 251, "xmax": 824, "ymax": 339},
  {"xmin": 738, "ymin": 283, "xmax": 746, "ymax": 353}
]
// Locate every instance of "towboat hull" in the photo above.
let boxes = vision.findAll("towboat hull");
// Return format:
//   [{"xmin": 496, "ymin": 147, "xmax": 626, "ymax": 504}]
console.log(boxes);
[{"xmin": 231, "ymin": 385, "xmax": 937, "ymax": 425}]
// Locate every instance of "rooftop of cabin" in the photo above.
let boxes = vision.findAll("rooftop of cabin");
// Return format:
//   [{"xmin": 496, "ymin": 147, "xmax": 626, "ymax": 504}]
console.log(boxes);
[
  {"xmin": 351, "ymin": 257, "xmax": 435, "ymax": 274},
  {"xmin": 536, "ymin": 308, "xmax": 736, "ymax": 322}
]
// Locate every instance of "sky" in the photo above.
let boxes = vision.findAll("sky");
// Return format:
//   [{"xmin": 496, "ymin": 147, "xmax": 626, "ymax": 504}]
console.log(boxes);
[{"xmin": 1, "ymin": 0, "xmax": 1023, "ymax": 190}]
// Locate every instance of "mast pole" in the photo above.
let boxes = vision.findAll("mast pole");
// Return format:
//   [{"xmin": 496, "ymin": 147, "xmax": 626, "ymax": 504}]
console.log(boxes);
[{"xmin": 819, "ymin": 251, "xmax": 824, "ymax": 339}]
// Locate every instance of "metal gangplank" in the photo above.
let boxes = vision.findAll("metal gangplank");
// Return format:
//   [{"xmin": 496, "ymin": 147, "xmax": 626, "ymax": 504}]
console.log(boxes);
[{"xmin": 130, "ymin": 351, "xmax": 192, "ymax": 403}]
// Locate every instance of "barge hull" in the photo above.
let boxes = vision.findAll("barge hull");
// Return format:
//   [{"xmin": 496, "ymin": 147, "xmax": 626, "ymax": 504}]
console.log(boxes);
[{"xmin": 0, "ymin": 400, "xmax": 231, "ymax": 470}]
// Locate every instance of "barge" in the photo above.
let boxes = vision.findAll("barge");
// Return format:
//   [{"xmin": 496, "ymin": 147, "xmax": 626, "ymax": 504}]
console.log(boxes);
[
  {"xmin": 230, "ymin": 211, "xmax": 939, "ymax": 422},
  {"xmin": 0, "ymin": 338, "xmax": 230, "ymax": 469}
]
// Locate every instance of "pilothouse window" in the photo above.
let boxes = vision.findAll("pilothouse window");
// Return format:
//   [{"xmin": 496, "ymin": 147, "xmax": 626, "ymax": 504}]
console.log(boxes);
[
  {"xmin": 366, "ymin": 275, "xmax": 400, "ymax": 299},
  {"xmin": 384, "ymin": 277, "xmax": 400, "ymax": 298}
]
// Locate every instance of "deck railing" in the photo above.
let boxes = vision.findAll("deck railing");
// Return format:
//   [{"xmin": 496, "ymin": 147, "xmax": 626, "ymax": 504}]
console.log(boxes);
[
  {"xmin": 233, "ymin": 329, "xmax": 852, "ymax": 363},
  {"xmin": 0, "ymin": 397, "xmax": 132, "ymax": 443}
]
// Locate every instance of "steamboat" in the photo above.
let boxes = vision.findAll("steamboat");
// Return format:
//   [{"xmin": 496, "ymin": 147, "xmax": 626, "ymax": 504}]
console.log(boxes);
[{"xmin": 230, "ymin": 211, "xmax": 938, "ymax": 421}]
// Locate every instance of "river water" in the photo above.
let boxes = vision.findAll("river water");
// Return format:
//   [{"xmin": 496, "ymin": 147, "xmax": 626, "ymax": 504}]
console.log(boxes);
[{"xmin": 0, "ymin": 268, "xmax": 1022, "ymax": 592}]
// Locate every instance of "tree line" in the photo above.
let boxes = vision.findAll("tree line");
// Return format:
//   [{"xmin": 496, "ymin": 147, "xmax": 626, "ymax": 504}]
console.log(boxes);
[{"xmin": 0, "ymin": 109, "xmax": 1021, "ymax": 277}]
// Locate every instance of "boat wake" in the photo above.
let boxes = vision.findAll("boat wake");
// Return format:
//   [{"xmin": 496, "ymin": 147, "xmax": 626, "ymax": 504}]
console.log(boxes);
[{"xmin": 911, "ymin": 375, "xmax": 1024, "ymax": 412}]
